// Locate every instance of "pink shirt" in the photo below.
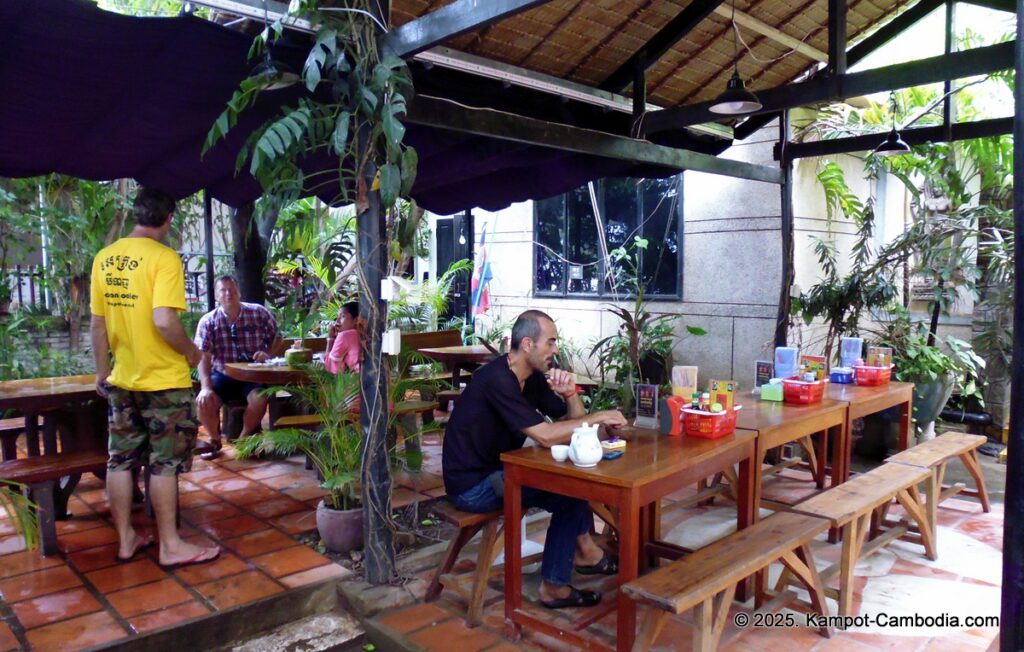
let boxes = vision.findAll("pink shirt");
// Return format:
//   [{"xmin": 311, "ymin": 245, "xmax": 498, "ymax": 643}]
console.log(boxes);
[{"xmin": 325, "ymin": 329, "xmax": 361, "ymax": 373}]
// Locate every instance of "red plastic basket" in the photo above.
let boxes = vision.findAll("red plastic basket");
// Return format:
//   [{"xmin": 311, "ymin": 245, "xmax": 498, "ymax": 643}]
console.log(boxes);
[
  {"xmin": 782, "ymin": 377, "xmax": 826, "ymax": 404},
  {"xmin": 853, "ymin": 364, "xmax": 894, "ymax": 386},
  {"xmin": 683, "ymin": 406, "xmax": 741, "ymax": 439}
]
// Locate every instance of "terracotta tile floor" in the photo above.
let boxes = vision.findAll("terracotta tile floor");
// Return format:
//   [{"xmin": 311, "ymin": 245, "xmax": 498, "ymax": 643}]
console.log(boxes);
[
  {"xmin": 0, "ymin": 437, "xmax": 445, "ymax": 651},
  {"xmin": 376, "ymin": 467, "xmax": 1003, "ymax": 652}
]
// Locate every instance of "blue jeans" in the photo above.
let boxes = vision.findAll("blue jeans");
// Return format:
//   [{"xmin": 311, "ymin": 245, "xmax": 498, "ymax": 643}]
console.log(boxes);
[{"xmin": 451, "ymin": 470, "xmax": 592, "ymax": 586}]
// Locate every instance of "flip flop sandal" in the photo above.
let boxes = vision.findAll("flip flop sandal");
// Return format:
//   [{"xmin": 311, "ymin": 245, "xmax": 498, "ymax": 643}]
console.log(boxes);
[
  {"xmin": 540, "ymin": 587, "xmax": 602, "ymax": 610},
  {"xmin": 159, "ymin": 547, "xmax": 221, "ymax": 571},
  {"xmin": 115, "ymin": 534, "xmax": 156, "ymax": 563},
  {"xmin": 200, "ymin": 441, "xmax": 223, "ymax": 461},
  {"xmin": 575, "ymin": 553, "xmax": 618, "ymax": 576}
]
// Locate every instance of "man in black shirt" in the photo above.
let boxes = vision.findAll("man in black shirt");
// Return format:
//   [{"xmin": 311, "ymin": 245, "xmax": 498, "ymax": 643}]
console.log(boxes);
[{"xmin": 443, "ymin": 310, "xmax": 627, "ymax": 609}]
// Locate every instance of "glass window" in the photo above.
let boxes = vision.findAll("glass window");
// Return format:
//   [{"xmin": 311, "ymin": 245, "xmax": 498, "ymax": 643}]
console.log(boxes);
[{"xmin": 534, "ymin": 175, "xmax": 682, "ymax": 299}]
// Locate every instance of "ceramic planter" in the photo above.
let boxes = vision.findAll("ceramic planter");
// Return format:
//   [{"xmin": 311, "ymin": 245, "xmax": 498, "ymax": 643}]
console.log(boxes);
[
  {"xmin": 912, "ymin": 373, "xmax": 955, "ymax": 442},
  {"xmin": 316, "ymin": 500, "xmax": 364, "ymax": 553}
]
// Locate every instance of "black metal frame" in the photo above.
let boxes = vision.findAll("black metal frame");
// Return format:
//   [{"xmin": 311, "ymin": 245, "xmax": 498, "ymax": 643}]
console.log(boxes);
[{"xmin": 532, "ymin": 175, "xmax": 685, "ymax": 302}]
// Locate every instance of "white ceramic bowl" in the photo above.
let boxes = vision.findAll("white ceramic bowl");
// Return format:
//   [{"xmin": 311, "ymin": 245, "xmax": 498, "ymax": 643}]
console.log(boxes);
[{"xmin": 551, "ymin": 445, "xmax": 569, "ymax": 462}]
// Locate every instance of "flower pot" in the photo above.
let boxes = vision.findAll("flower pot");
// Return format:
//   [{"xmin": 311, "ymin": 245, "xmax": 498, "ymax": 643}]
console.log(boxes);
[
  {"xmin": 912, "ymin": 373, "xmax": 955, "ymax": 442},
  {"xmin": 316, "ymin": 500, "xmax": 364, "ymax": 553}
]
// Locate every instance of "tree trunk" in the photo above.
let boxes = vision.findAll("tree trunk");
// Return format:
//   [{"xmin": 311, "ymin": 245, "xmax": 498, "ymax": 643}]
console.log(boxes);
[
  {"xmin": 358, "ymin": 138, "xmax": 396, "ymax": 585},
  {"xmin": 230, "ymin": 202, "xmax": 268, "ymax": 303}
]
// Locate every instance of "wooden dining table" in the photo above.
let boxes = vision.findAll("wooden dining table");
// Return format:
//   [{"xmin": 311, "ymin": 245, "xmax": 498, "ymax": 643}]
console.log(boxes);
[
  {"xmin": 735, "ymin": 399, "xmax": 848, "ymax": 509},
  {"xmin": 0, "ymin": 374, "xmax": 105, "ymax": 460},
  {"xmin": 416, "ymin": 344, "xmax": 496, "ymax": 388},
  {"xmin": 825, "ymin": 381, "xmax": 914, "ymax": 484},
  {"xmin": 224, "ymin": 362, "xmax": 310, "ymax": 386},
  {"xmin": 501, "ymin": 427, "xmax": 757, "ymax": 652}
]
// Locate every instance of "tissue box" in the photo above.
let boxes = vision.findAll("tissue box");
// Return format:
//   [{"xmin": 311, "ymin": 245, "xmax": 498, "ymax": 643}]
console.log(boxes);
[{"xmin": 760, "ymin": 383, "xmax": 784, "ymax": 402}]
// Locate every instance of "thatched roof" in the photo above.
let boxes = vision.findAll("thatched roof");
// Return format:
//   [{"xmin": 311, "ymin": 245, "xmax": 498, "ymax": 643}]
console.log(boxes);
[{"xmin": 391, "ymin": 0, "xmax": 904, "ymax": 109}]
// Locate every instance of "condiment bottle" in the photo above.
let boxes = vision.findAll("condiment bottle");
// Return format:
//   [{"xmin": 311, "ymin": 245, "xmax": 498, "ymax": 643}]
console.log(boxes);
[
  {"xmin": 700, "ymin": 392, "xmax": 711, "ymax": 411},
  {"xmin": 691, "ymin": 392, "xmax": 701, "ymax": 410}
]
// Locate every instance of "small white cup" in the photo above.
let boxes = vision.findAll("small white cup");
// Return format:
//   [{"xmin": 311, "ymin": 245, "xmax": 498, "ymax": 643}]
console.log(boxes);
[{"xmin": 551, "ymin": 445, "xmax": 569, "ymax": 462}]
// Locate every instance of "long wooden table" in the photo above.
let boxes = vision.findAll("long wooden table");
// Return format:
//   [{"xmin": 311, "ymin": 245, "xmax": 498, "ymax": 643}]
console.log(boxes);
[
  {"xmin": 735, "ymin": 399, "xmax": 848, "ymax": 509},
  {"xmin": 417, "ymin": 345, "xmax": 495, "ymax": 388},
  {"xmin": 826, "ymin": 381, "xmax": 914, "ymax": 484},
  {"xmin": 501, "ymin": 427, "xmax": 757, "ymax": 652},
  {"xmin": 224, "ymin": 362, "xmax": 310, "ymax": 385},
  {"xmin": 0, "ymin": 374, "xmax": 104, "ymax": 459}
]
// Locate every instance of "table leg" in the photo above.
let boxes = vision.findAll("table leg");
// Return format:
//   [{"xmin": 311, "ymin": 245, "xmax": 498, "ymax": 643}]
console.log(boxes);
[
  {"xmin": 735, "ymin": 448, "xmax": 755, "ymax": 602},
  {"xmin": 503, "ymin": 469, "xmax": 523, "ymax": 641},
  {"xmin": 814, "ymin": 428, "xmax": 829, "ymax": 489},
  {"xmin": 835, "ymin": 414, "xmax": 853, "ymax": 488},
  {"xmin": 617, "ymin": 493, "xmax": 640, "ymax": 652},
  {"xmin": 899, "ymin": 399, "xmax": 912, "ymax": 451},
  {"xmin": 42, "ymin": 413, "xmax": 59, "ymax": 456},
  {"xmin": 25, "ymin": 413, "xmax": 41, "ymax": 457}
]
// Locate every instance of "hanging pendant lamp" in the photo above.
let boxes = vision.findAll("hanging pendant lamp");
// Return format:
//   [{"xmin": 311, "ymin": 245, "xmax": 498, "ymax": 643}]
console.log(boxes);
[
  {"xmin": 874, "ymin": 91, "xmax": 911, "ymax": 156},
  {"xmin": 248, "ymin": 1, "xmax": 299, "ymax": 90},
  {"xmin": 709, "ymin": 0, "xmax": 762, "ymax": 115}
]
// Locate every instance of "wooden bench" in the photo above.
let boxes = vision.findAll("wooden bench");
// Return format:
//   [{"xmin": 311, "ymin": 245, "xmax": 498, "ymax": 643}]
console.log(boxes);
[
  {"xmin": 623, "ymin": 512, "xmax": 832, "ymax": 651},
  {"xmin": 886, "ymin": 432, "xmax": 991, "ymax": 513},
  {"xmin": 788, "ymin": 462, "xmax": 934, "ymax": 616},
  {"xmin": 273, "ymin": 400, "xmax": 439, "ymax": 431},
  {"xmin": 0, "ymin": 450, "xmax": 108, "ymax": 555},
  {"xmin": 425, "ymin": 501, "xmax": 504, "ymax": 626}
]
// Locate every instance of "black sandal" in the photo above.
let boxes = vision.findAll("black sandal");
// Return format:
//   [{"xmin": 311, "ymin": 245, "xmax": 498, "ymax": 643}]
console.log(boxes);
[
  {"xmin": 540, "ymin": 587, "xmax": 602, "ymax": 609},
  {"xmin": 575, "ymin": 553, "xmax": 618, "ymax": 576}
]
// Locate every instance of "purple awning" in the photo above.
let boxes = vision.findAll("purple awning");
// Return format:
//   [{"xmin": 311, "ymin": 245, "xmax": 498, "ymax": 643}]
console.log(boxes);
[{"xmin": 0, "ymin": 0, "xmax": 677, "ymax": 214}]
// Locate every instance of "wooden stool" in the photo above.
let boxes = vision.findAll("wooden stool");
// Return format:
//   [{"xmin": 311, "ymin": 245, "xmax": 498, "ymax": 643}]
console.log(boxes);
[
  {"xmin": 624, "ymin": 512, "xmax": 832, "ymax": 652},
  {"xmin": 0, "ymin": 418, "xmax": 25, "ymax": 461},
  {"xmin": 886, "ymin": 432, "xmax": 991, "ymax": 513},
  {"xmin": 788, "ymin": 462, "xmax": 934, "ymax": 616},
  {"xmin": 425, "ymin": 501, "xmax": 503, "ymax": 626},
  {"xmin": 220, "ymin": 401, "xmax": 246, "ymax": 439}
]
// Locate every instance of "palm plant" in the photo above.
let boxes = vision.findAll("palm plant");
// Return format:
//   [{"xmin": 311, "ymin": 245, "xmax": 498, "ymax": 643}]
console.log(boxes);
[
  {"xmin": 1, "ymin": 481, "xmax": 39, "ymax": 550},
  {"xmin": 235, "ymin": 367, "xmax": 362, "ymax": 510}
]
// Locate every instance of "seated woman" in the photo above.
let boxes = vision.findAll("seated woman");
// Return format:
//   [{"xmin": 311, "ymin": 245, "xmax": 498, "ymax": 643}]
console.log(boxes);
[{"xmin": 325, "ymin": 301, "xmax": 363, "ymax": 374}]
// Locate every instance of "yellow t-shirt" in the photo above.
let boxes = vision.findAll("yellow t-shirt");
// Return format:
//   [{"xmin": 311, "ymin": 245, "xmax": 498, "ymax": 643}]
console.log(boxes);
[{"xmin": 90, "ymin": 237, "xmax": 192, "ymax": 391}]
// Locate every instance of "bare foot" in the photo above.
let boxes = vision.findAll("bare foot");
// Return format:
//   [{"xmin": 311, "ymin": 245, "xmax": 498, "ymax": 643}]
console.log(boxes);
[
  {"xmin": 159, "ymin": 538, "xmax": 220, "ymax": 567},
  {"xmin": 573, "ymin": 547, "xmax": 605, "ymax": 567},
  {"xmin": 116, "ymin": 531, "xmax": 154, "ymax": 561}
]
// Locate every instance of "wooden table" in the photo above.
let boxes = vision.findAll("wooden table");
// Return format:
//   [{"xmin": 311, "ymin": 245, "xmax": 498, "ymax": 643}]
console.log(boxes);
[
  {"xmin": 417, "ymin": 345, "xmax": 495, "ymax": 388},
  {"xmin": 501, "ymin": 427, "xmax": 757, "ymax": 652},
  {"xmin": 736, "ymin": 399, "xmax": 848, "ymax": 510},
  {"xmin": 224, "ymin": 362, "xmax": 309, "ymax": 386},
  {"xmin": 825, "ymin": 381, "xmax": 913, "ymax": 484},
  {"xmin": 0, "ymin": 375, "xmax": 103, "ymax": 459}
]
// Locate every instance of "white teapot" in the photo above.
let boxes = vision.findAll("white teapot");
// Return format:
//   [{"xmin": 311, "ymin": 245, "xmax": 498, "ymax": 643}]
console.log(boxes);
[{"xmin": 568, "ymin": 422, "xmax": 602, "ymax": 468}]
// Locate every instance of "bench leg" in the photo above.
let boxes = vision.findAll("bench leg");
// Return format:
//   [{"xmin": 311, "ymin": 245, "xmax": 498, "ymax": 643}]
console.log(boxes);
[
  {"xmin": 31, "ymin": 482, "xmax": 59, "ymax": 556},
  {"xmin": 839, "ymin": 514, "xmax": 870, "ymax": 616},
  {"xmin": 797, "ymin": 436, "xmax": 821, "ymax": 488},
  {"xmin": 780, "ymin": 545, "xmax": 831, "ymax": 637},
  {"xmin": 632, "ymin": 609, "xmax": 669, "ymax": 652},
  {"xmin": 924, "ymin": 468, "xmax": 939, "ymax": 559},
  {"xmin": 959, "ymin": 450, "xmax": 991, "ymax": 513},
  {"xmin": 467, "ymin": 519, "xmax": 501, "ymax": 627},
  {"xmin": 895, "ymin": 486, "xmax": 936, "ymax": 561},
  {"xmin": 425, "ymin": 522, "xmax": 485, "ymax": 602},
  {"xmin": 693, "ymin": 583, "xmax": 737, "ymax": 652},
  {"xmin": 589, "ymin": 502, "xmax": 618, "ymax": 541}
]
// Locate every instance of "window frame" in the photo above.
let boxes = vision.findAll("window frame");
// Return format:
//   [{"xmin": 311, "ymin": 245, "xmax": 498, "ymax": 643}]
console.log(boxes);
[{"xmin": 532, "ymin": 175, "xmax": 684, "ymax": 301}]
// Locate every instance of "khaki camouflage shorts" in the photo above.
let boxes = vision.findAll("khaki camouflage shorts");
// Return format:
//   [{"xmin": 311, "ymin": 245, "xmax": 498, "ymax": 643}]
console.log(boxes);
[{"xmin": 107, "ymin": 386, "xmax": 198, "ymax": 477}]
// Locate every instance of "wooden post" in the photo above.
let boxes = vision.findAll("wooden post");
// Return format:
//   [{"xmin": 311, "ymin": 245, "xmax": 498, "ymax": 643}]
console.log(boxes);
[
  {"xmin": 774, "ymin": 110, "xmax": 794, "ymax": 348},
  {"xmin": 204, "ymin": 190, "xmax": 215, "ymax": 311},
  {"xmin": 1000, "ymin": 0, "xmax": 1024, "ymax": 646}
]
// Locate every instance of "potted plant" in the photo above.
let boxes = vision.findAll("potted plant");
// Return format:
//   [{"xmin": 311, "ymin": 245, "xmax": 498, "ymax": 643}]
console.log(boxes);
[
  {"xmin": 235, "ymin": 367, "xmax": 364, "ymax": 552},
  {"xmin": 873, "ymin": 308, "xmax": 984, "ymax": 441},
  {"xmin": 1, "ymin": 480, "xmax": 39, "ymax": 549}
]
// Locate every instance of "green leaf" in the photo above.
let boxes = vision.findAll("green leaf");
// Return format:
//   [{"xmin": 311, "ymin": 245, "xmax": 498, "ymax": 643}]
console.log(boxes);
[
  {"xmin": 382, "ymin": 108, "xmax": 406, "ymax": 147},
  {"xmin": 399, "ymin": 147, "xmax": 418, "ymax": 196},
  {"xmin": 332, "ymin": 112, "xmax": 350, "ymax": 155},
  {"xmin": 686, "ymin": 325, "xmax": 707, "ymax": 336},
  {"xmin": 360, "ymin": 87, "xmax": 378, "ymax": 112},
  {"xmin": 379, "ymin": 163, "xmax": 400, "ymax": 207}
]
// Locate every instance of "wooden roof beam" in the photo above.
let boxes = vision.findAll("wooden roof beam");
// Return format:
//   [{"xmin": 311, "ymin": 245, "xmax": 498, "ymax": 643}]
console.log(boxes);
[
  {"xmin": 600, "ymin": 0, "xmax": 727, "ymax": 92},
  {"xmin": 405, "ymin": 95, "xmax": 782, "ymax": 183},
  {"xmin": 710, "ymin": 5, "xmax": 828, "ymax": 62},
  {"xmin": 381, "ymin": 0, "xmax": 558, "ymax": 59},
  {"xmin": 648, "ymin": 39, "xmax": 1013, "ymax": 133}
]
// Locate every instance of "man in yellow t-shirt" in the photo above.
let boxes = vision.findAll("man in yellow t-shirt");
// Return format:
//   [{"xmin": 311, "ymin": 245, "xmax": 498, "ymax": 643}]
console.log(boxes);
[{"xmin": 90, "ymin": 187, "xmax": 219, "ymax": 569}]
